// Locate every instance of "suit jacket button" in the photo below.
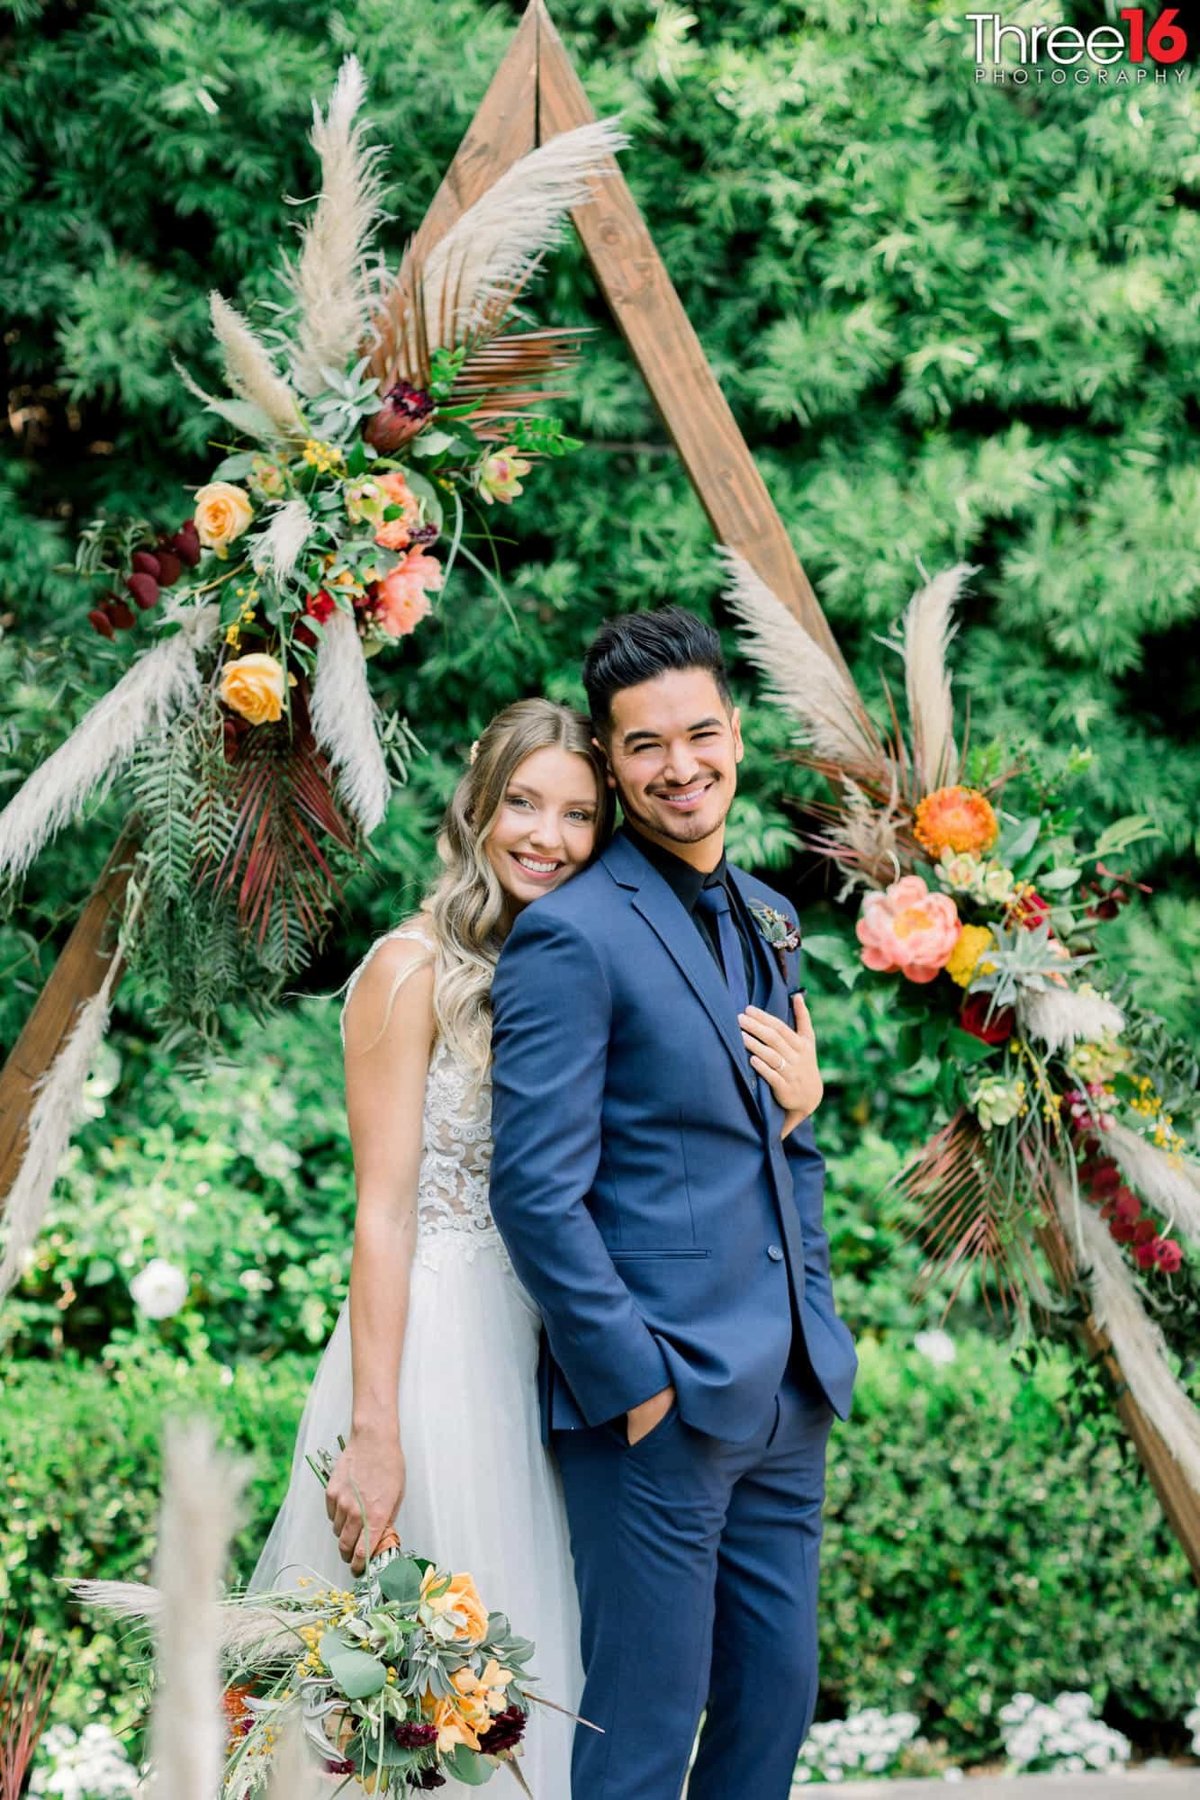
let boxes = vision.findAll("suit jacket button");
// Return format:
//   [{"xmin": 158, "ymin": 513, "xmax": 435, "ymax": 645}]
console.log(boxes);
[{"xmin": 767, "ymin": 1244, "xmax": 784, "ymax": 1262}]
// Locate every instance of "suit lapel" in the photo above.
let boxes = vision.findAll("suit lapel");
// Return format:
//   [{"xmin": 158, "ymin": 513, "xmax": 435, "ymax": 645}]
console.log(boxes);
[{"xmin": 604, "ymin": 834, "xmax": 758, "ymax": 1111}]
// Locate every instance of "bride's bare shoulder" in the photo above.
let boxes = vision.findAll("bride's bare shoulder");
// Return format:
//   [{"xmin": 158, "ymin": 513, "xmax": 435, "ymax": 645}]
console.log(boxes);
[{"xmin": 342, "ymin": 917, "xmax": 437, "ymax": 1050}]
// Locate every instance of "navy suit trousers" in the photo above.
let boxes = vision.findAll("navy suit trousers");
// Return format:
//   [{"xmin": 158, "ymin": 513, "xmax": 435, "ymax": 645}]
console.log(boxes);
[{"xmin": 552, "ymin": 1357, "xmax": 834, "ymax": 1800}]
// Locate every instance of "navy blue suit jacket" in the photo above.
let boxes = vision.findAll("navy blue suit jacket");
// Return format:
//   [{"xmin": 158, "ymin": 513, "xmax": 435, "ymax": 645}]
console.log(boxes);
[{"xmin": 489, "ymin": 828, "xmax": 858, "ymax": 1444}]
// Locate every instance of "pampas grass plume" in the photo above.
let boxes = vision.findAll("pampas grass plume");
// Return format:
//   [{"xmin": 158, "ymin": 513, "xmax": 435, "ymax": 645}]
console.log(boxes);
[{"xmin": 144, "ymin": 1418, "xmax": 246, "ymax": 1800}]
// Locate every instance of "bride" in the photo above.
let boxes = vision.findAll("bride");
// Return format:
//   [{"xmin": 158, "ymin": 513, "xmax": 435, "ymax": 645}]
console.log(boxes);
[{"xmin": 250, "ymin": 697, "xmax": 612, "ymax": 1793}]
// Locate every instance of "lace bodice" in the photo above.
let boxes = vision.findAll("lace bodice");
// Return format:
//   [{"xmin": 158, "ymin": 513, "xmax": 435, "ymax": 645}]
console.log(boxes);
[{"xmin": 341, "ymin": 927, "xmax": 504, "ymax": 1273}]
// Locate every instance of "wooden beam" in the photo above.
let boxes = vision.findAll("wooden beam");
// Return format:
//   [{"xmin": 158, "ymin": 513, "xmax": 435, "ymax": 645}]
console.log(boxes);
[
  {"xmin": 0, "ymin": 828, "xmax": 136, "ymax": 1206},
  {"xmin": 402, "ymin": 0, "xmax": 538, "ymax": 262},
  {"xmin": 532, "ymin": 0, "xmax": 849, "ymax": 676}
]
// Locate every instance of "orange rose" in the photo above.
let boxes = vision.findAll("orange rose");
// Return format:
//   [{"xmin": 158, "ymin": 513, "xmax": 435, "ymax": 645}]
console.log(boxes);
[
  {"xmin": 913, "ymin": 785, "xmax": 998, "ymax": 858},
  {"xmin": 218, "ymin": 652, "xmax": 286, "ymax": 725},
  {"xmin": 193, "ymin": 481, "xmax": 253, "ymax": 554},
  {"xmin": 419, "ymin": 1565, "xmax": 490, "ymax": 1644}
]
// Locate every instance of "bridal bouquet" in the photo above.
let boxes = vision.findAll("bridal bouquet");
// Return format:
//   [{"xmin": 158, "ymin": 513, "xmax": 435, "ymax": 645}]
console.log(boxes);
[
  {"xmin": 725, "ymin": 550, "xmax": 1200, "ymax": 1495},
  {"xmin": 221, "ymin": 1538, "xmax": 539, "ymax": 1796},
  {"xmin": 0, "ymin": 56, "xmax": 621, "ymax": 1040}
]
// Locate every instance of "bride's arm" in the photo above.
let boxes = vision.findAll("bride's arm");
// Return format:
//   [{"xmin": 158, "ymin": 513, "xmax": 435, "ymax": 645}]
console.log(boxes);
[{"xmin": 324, "ymin": 932, "xmax": 436, "ymax": 1576}]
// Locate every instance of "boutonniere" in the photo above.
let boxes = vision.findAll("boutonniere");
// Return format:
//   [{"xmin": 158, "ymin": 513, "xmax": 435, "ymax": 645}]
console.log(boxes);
[{"xmin": 748, "ymin": 900, "xmax": 801, "ymax": 979}]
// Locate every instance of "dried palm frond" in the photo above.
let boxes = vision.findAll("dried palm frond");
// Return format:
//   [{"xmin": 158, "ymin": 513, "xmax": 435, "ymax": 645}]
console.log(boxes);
[
  {"xmin": 200, "ymin": 703, "xmax": 357, "ymax": 956},
  {"xmin": 446, "ymin": 323, "xmax": 592, "ymax": 430},
  {"xmin": 209, "ymin": 294, "xmax": 306, "ymax": 441},
  {"xmin": 285, "ymin": 56, "xmax": 386, "ymax": 397},
  {"xmin": 805, "ymin": 776, "xmax": 904, "ymax": 897},
  {"xmin": 902, "ymin": 563, "xmax": 974, "ymax": 791},
  {"xmin": 719, "ymin": 548, "xmax": 889, "ymax": 778},
  {"xmin": 896, "ymin": 1110, "xmax": 1041, "ymax": 1317},
  {"xmin": 0, "ymin": 1609, "xmax": 56, "ymax": 1800},
  {"xmin": 367, "ymin": 120, "xmax": 626, "ymax": 394}
]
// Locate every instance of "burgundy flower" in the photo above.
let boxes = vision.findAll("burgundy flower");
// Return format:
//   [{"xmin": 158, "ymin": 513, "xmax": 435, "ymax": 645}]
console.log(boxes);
[
  {"xmin": 478, "ymin": 1706, "xmax": 527, "ymax": 1755},
  {"xmin": 1156, "ymin": 1238, "xmax": 1183, "ymax": 1273},
  {"xmin": 393, "ymin": 1722, "xmax": 439, "ymax": 1749},
  {"xmin": 155, "ymin": 548, "xmax": 183, "ymax": 587},
  {"xmin": 408, "ymin": 520, "xmax": 439, "ymax": 547},
  {"xmin": 959, "ymin": 991, "xmax": 1015, "ymax": 1045},
  {"xmin": 172, "ymin": 520, "xmax": 202, "ymax": 567},
  {"xmin": 364, "ymin": 380, "xmax": 435, "ymax": 452},
  {"xmin": 125, "ymin": 571, "xmax": 160, "ymax": 610},
  {"xmin": 1134, "ymin": 1238, "xmax": 1160, "ymax": 1270},
  {"xmin": 322, "ymin": 1759, "xmax": 355, "ymax": 1776},
  {"xmin": 1080, "ymin": 1158, "xmax": 1121, "ymax": 1198},
  {"xmin": 410, "ymin": 1768, "xmax": 446, "ymax": 1790},
  {"xmin": 1132, "ymin": 1217, "xmax": 1158, "ymax": 1246},
  {"xmin": 1110, "ymin": 1219, "xmax": 1137, "ymax": 1244},
  {"xmin": 1112, "ymin": 1189, "xmax": 1141, "ymax": 1225}
]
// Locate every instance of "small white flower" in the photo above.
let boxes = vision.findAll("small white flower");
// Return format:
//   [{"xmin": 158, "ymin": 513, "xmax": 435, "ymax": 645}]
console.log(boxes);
[
  {"xmin": 914, "ymin": 1329, "xmax": 957, "ymax": 1366},
  {"xmin": 129, "ymin": 1257, "xmax": 189, "ymax": 1320}
]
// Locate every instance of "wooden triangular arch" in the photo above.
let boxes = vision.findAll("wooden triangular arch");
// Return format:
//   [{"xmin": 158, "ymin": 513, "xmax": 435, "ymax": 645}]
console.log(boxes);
[{"xmin": 2, "ymin": 0, "xmax": 1198, "ymax": 1583}]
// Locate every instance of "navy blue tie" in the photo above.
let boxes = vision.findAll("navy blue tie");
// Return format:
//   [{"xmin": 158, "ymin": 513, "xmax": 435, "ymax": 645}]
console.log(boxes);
[{"xmin": 695, "ymin": 881, "xmax": 750, "ymax": 1017}]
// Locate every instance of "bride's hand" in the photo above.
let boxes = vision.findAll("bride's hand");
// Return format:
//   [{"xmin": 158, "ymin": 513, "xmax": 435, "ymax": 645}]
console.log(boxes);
[
  {"xmin": 739, "ymin": 995, "xmax": 823, "ymax": 1134},
  {"xmin": 325, "ymin": 1428, "xmax": 406, "ymax": 1577}
]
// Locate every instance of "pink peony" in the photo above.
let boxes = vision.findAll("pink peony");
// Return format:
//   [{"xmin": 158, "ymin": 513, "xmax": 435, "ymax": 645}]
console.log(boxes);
[
  {"xmin": 856, "ymin": 876, "xmax": 961, "ymax": 984},
  {"xmin": 374, "ymin": 548, "xmax": 443, "ymax": 638}
]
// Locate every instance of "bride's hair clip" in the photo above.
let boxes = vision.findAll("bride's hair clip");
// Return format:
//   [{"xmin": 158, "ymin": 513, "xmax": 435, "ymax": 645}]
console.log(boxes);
[{"xmin": 469, "ymin": 739, "xmax": 482, "ymax": 766}]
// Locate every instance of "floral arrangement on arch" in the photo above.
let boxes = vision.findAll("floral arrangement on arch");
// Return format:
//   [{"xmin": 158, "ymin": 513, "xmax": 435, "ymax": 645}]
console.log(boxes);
[
  {"xmin": 724, "ymin": 550, "xmax": 1200, "ymax": 1502},
  {"xmin": 0, "ymin": 58, "xmax": 622, "ymax": 1035}
]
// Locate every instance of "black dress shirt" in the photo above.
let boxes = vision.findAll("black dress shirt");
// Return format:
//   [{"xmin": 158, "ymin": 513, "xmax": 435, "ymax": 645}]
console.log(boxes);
[{"xmin": 625, "ymin": 829, "xmax": 758, "ymax": 999}]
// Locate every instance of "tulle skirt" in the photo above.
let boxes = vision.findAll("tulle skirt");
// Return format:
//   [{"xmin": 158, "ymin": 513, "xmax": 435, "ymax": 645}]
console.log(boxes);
[{"xmin": 250, "ymin": 1235, "xmax": 583, "ymax": 1797}]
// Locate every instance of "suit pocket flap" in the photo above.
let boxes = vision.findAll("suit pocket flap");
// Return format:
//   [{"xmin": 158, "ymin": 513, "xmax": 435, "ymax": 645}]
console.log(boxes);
[{"xmin": 609, "ymin": 1247, "xmax": 711, "ymax": 1259}]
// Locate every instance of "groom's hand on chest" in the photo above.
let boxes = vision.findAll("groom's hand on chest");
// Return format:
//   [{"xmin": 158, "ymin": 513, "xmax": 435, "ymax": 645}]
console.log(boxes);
[{"xmin": 626, "ymin": 1381, "xmax": 676, "ymax": 1445}]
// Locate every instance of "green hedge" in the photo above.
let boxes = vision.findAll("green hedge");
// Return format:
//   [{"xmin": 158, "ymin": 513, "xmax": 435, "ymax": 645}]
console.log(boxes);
[{"xmin": 4, "ymin": 1336, "xmax": 1196, "ymax": 1760}]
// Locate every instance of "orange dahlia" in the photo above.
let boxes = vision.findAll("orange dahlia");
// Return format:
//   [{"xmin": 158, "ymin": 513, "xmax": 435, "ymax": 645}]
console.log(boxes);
[{"xmin": 913, "ymin": 786, "xmax": 998, "ymax": 858}]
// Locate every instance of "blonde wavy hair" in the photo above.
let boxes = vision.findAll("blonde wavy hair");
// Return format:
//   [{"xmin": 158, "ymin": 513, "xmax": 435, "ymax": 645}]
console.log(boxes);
[{"xmin": 421, "ymin": 699, "xmax": 611, "ymax": 1072}]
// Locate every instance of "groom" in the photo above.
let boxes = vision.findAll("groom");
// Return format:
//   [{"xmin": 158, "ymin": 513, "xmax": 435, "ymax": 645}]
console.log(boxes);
[{"xmin": 489, "ymin": 607, "xmax": 857, "ymax": 1799}]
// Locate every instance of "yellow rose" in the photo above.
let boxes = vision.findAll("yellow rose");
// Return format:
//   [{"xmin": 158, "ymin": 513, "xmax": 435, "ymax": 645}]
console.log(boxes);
[
  {"xmin": 194, "ymin": 481, "xmax": 253, "ymax": 553},
  {"xmin": 218, "ymin": 653, "xmax": 285, "ymax": 726},
  {"xmin": 945, "ymin": 923, "xmax": 995, "ymax": 989},
  {"xmin": 419, "ymin": 1565, "xmax": 489, "ymax": 1644}
]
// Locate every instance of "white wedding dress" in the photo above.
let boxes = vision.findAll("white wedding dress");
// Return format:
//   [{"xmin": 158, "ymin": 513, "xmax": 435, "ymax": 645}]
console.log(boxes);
[{"xmin": 250, "ymin": 927, "xmax": 583, "ymax": 1796}]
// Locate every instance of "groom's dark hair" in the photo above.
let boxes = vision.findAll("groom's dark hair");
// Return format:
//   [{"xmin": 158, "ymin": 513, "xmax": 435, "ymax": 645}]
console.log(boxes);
[{"xmin": 583, "ymin": 607, "xmax": 731, "ymax": 736}]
